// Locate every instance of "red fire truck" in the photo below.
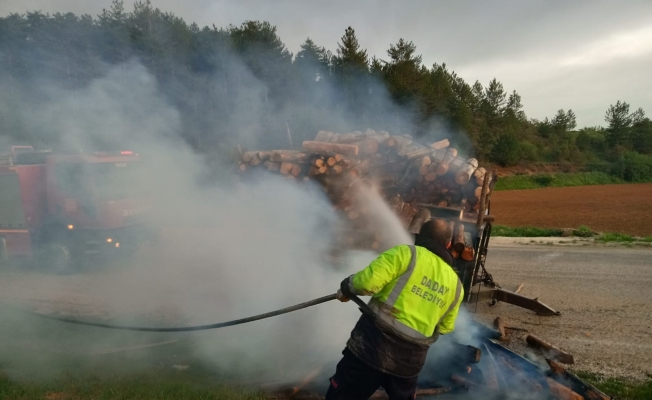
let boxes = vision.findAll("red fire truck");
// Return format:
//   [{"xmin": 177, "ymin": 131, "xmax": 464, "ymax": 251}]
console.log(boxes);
[{"xmin": 0, "ymin": 146, "xmax": 156, "ymax": 272}]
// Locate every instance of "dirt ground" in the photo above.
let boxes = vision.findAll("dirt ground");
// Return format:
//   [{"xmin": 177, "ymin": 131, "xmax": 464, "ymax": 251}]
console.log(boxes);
[
  {"xmin": 491, "ymin": 183, "xmax": 652, "ymax": 236},
  {"xmin": 474, "ymin": 241, "xmax": 652, "ymax": 380}
]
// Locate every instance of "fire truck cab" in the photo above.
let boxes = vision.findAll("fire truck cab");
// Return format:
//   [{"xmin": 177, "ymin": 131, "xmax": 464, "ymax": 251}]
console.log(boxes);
[{"xmin": 0, "ymin": 146, "xmax": 155, "ymax": 272}]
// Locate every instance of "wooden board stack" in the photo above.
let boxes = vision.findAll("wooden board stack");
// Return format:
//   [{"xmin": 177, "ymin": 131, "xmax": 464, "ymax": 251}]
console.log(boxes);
[{"xmin": 238, "ymin": 129, "xmax": 493, "ymax": 255}]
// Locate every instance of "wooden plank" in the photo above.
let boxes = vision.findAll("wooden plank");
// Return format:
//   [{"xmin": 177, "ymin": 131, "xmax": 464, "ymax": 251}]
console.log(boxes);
[{"xmin": 527, "ymin": 335, "xmax": 575, "ymax": 364}]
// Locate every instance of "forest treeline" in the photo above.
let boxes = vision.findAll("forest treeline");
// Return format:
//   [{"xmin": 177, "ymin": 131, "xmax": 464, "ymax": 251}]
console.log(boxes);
[{"xmin": 0, "ymin": 0, "xmax": 651, "ymax": 179}]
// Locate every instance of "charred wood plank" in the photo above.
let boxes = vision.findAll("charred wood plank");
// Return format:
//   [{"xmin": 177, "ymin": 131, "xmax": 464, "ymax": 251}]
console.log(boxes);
[
  {"xmin": 547, "ymin": 377, "xmax": 584, "ymax": 400},
  {"xmin": 546, "ymin": 359, "xmax": 610, "ymax": 400},
  {"xmin": 527, "ymin": 335, "xmax": 575, "ymax": 364},
  {"xmin": 490, "ymin": 288, "xmax": 561, "ymax": 317}
]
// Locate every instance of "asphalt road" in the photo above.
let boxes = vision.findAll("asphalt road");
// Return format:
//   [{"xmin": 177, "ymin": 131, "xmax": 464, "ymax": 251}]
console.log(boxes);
[
  {"xmin": 1, "ymin": 240, "xmax": 651, "ymax": 380},
  {"xmin": 473, "ymin": 241, "xmax": 652, "ymax": 379}
]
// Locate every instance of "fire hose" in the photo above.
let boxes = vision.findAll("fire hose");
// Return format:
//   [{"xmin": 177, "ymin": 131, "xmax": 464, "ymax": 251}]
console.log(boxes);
[{"xmin": 7, "ymin": 293, "xmax": 372, "ymax": 332}]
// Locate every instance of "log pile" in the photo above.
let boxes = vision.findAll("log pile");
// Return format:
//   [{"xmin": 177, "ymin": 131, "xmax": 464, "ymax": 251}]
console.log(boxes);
[{"xmin": 238, "ymin": 129, "xmax": 493, "ymax": 253}]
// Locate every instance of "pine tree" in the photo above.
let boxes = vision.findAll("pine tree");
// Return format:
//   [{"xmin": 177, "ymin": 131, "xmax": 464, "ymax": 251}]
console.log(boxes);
[
  {"xmin": 566, "ymin": 109, "xmax": 577, "ymax": 130},
  {"xmin": 383, "ymin": 39, "xmax": 424, "ymax": 105},
  {"xmin": 332, "ymin": 26, "xmax": 368, "ymax": 75},
  {"xmin": 505, "ymin": 91, "xmax": 525, "ymax": 121},
  {"xmin": 330, "ymin": 26, "xmax": 370, "ymax": 122},
  {"xmin": 605, "ymin": 100, "xmax": 632, "ymax": 147},
  {"xmin": 295, "ymin": 38, "xmax": 330, "ymax": 82},
  {"xmin": 484, "ymin": 78, "xmax": 507, "ymax": 117}
]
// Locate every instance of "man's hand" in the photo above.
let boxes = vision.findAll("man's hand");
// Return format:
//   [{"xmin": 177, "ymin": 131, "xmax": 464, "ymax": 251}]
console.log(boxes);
[{"xmin": 336, "ymin": 289, "xmax": 350, "ymax": 302}]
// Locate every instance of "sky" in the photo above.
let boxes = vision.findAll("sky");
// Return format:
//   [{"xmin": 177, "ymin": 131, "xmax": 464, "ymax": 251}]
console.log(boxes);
[{"xmin": 1, "ymin": 0, "xmax": 651, "ymax": 128}]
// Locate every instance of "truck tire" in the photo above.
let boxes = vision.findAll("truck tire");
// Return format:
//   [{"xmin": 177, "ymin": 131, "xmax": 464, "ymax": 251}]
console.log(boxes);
[
  {"xmin": 43, "ymin": 241, "xmax": 75, "ymax": 274},
  {"xmin": 37, "ymin": 228, "xmax": 78, "ymax": 274}
]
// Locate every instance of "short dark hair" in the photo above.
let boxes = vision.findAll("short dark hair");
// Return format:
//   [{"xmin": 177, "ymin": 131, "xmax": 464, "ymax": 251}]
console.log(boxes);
[{"xmin": 419, "ymin": 218, "xmax": 452, "ymax": 246}]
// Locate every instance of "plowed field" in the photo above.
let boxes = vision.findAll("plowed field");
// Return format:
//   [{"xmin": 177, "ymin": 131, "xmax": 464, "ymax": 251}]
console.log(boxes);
[{"xmin": 491, "ymin": 183, "xmax": 652, "ymax": 236}]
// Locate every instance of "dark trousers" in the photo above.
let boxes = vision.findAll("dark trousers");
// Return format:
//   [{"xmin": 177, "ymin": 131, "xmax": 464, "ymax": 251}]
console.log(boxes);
[{"xmin": 325, "ymin": 349, "xmax": 418, "ymax": 400}]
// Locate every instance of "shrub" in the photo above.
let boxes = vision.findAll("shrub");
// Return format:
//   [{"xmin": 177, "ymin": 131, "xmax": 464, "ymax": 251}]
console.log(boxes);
[
  {"xmin": 519, "ymin": 141, "xmax": 540, "ymax": 162},
  {"xmin": 533, "ymin": 174, "xmax": 555, "ymax": 187},
  {"xmin": 573, "ymin": 225, "xmax": 596, "ymax": 237},
  {"xmin": 491, "ymin": 133, "xmax": 521, "ymax": 166},
  {"xmin": 611, "ymin": 152, "xmax": 652, "ymax": 182}
]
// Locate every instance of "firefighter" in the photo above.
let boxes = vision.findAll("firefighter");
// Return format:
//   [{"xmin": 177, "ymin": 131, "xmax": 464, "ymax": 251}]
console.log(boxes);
[{"xmin": 327, "ymin": 218, "xmax": 463, "ymax": 400}]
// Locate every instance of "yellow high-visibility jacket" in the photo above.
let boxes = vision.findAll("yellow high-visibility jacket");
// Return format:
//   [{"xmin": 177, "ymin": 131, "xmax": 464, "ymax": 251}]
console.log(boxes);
[{"xmin": 347, "ymin": 244, "xmax": 463, "ymax": 344}]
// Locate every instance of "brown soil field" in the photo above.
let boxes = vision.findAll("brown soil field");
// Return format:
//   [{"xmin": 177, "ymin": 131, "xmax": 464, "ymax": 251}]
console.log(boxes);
[{"xmin": 491, "ymin": 183, "xmax": 652, "ymax": 236}]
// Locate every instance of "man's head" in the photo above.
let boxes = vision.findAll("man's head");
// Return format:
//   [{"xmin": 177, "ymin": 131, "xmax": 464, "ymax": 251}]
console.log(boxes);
[{"xmin": 419, "ymin": 218, "xmax": 452, "ymax": 248}]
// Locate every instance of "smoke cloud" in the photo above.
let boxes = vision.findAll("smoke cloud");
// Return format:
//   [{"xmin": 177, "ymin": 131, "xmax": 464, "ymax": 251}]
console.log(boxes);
[
  {"xmin": 0, "ymin": 40, "xmax": 423, "ymax": 388},
  {"xmin": 0, "ymin": 25, "xmax": 543, "ymax": 399}
]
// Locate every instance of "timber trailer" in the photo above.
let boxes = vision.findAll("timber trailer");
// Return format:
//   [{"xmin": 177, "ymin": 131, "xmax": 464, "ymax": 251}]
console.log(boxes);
[{"xmin": 413, "ymin": 174, "xmax": 560, "ymax": 316}]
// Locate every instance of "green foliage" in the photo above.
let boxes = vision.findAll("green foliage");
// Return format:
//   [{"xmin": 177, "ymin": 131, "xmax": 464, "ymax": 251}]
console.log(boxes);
[
  {"xmin": 0, "ymin": 3, "xmax": 648, "ymax": 167},
  {"xmin": 518, "ymin": 141, "xmax": 539, "ymax": 162},
  {"xmin": 585, "ymin": 161, "xmax": 612, "ymax": 173},
  {"xmin": 491, "ymin": 133, "xmax": 521, "ymax": 166},
  {"xmin": 611, "ymin": 152, "xmax": 652, "ymax": 182},
  {"xmin": 576, "ymin": 128, "xmax": 606, "ymax": 153},
  {"xmin": 573, "ymin": 225, "xmax": 596, "ymax": 237},
  {"xmin": 493, "ymin": 225, "xmax": 563, "ymax": 237},
  {"xmin": 595, "ymin": 233, "xmax": 652, "ymax": 244},
  {"xmin": 533, "ymin": 174, "xmax": 555, "ymax": 186},
  {"xmin": 494, "ymin": 172, "xmax": 624, "ymax": 191},
  {"xmin": 597, "ymin": 232, "xmax": 635, "ymax": 242},
  {"xmin": 605, "ymin": 100, "xmax": 632, "ymax": 147},
  {"xmin": 632, "ymin": 118, "xmax": 652, "ymax": 154},
  {"xmin": 383, "ymin": 39, "xmax": 424, "ymax": 106},
  {"xmin": 576, "ymin": 372, "xmax": 652, "ymax": 400}
]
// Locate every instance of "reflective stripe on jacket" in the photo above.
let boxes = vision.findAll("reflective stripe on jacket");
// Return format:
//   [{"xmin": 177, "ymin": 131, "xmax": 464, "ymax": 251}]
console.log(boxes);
[{"xmin": 348, "ymin": 244, "xmax": 463, "ymax": 344}]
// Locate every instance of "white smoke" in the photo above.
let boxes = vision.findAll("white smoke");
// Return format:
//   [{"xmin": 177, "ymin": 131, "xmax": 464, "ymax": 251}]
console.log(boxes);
[{"xmin": 0, "ymin": 55, "xmax": 417, "ymax": 387}]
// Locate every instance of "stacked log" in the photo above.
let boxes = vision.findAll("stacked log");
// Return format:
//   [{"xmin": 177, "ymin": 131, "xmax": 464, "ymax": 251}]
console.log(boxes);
[{"xmin": 238, "ymin": 129, "xmax": 493, "ymax": 251}]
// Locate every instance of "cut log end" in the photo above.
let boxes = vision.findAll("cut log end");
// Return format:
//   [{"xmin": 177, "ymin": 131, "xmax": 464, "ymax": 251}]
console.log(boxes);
[
  {"xmin": 461, "ymin": 246, "xmax": 474, "ymax": 261},
  {"xmin": 361, "ymin": 137, "xmax": 380, "ymax": 155}
]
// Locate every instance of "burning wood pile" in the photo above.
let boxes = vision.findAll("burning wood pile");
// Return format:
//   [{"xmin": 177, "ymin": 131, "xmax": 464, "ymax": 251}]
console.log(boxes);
[
  {"xmin": 238, "ymin": 129, "xmax": 493, "ymax": 255},
  {"xmin": 267, "ymin": 321, "xmax": 610, "ymax": 400}
]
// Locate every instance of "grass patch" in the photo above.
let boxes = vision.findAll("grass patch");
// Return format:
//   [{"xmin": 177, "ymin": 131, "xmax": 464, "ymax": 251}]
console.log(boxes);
[
  {"xmin": 0, "ymin": 372, "xmax": 265, "ymax": 400},
  {"xmin": 493, "ymin": 225, "xmax": 563, "ymax": 237},
  {"xmin": 0, "ymin": 308, "xmax": 268, "ymax": 400},
  {"xmin": 596, "ymin": 232, "xmax": 652, "ymax": 243},
  {"xmin": 597, "ymin": 232, "xmax": 636, "ymax": 242},
  {"xmin": 494, "ymin": 225, "xmax": 603, "ymax": 238},
  {"xmin": 494, "ymin": 172, "xmax": 625, "ymax": 191},
  {"xmin": 576, "ymin": 372, "xmax": 652, "ymax": 400}
]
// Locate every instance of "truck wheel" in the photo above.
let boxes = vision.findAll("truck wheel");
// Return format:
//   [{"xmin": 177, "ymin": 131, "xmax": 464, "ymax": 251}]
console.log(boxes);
[
  {"xmin": 44, "ymin": 241, "xmax": 75, "ymax": 274},
  {"xmin": 38, "ymin": 229, "xmax": 78, "ymax": 274}
]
